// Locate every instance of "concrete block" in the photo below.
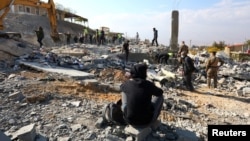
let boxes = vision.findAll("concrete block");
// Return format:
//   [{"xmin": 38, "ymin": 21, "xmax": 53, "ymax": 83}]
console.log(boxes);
[
  {"xmin": 243, "ymin": 87, "xmax": 250, "ymax": 97},
  {"xmin": 70, "ymin": 101, "xmax": 81, "ymax": 107},
  {"xmin": 57, "ymin": 137, "xmax": 70, "ymax": 141},
  {"xmin": 95, "ymin": 117, "xmax": 106, "ymax": 128},
  {"xmin": 12, "ymin": 123, "xmax": 36, "ymax": 141},
  {"xmin": 125, "ymin": 125, "xmax": 152, "ymax": 141},
  {"xmin": 0, "ymin": 131, "xmax": 11, "ymax": 141},
  {"xmin": 79, "ymin": 79, "xmax": 99, "ymax": 86}
]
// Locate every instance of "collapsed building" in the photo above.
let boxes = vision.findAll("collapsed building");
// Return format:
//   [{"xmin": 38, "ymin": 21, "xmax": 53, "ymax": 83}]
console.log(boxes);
[{"xmin": 0, "ymin": 3, "xmax": 250, "ymax": 141}]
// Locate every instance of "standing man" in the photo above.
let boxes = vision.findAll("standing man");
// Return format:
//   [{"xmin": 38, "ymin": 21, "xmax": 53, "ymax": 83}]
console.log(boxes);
[
  {"xmin": 205, "ymin": 51, "xmax": 224, "ymax": 89},
  {"xmin": 122, "ymin": 40, "xmax": 130, "ymax": 64},
  {"xmin": 83, "ymin": 27, "xmax": 89, "ymax": 43},
  {"xmin": 64, "ymin": 31, "xmax": 71, "ymax": 45},
  {"xmin": 151, "ymin": 27, "xmax": 158, "ymax": 47},
  {"xmin": 100, "ymin": 28, "xmax": 105, "ymax": 45},
  {"xmin": 178, "ymin": 41, "xmax": 189, "ymax": 57},
  {"xmin": 179, "ymin": 51, "xmax": 196, "ymax": 91},
  {"xmin": 95, "ymin": 29, "xmax": 100, "ymax": 45},
  {"xmin": 34, "ymin": 26, "xmax": 44, "ymax": 47}
]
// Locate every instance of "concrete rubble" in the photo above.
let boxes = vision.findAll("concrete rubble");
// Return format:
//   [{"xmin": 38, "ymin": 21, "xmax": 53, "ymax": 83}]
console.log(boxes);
[
  {"xmin": 0, "ymin": 14, "xmax": 249, "ymax": 141},
  {"xmin": 0, "ymin": 39, "xmax": 249, "ymax": 141}
]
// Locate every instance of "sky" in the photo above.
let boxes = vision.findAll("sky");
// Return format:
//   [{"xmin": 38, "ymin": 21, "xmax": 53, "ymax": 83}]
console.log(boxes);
[{"xmin": 52, "ymin": 0, "xmax": 250, "ymax": 46}]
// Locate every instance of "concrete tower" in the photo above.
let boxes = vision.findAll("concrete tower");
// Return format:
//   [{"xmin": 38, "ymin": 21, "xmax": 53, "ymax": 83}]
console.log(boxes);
[{"xmin": 170, "ymin": 10, "xmax": 179, "ymax": 51}]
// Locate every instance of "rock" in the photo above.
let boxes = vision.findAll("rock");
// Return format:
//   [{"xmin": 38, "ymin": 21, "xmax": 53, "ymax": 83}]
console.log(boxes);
[
  {"xmin": 12, "ymin": 123, "xmax": 36, "ymax": 141},
  {"xmin": 124, "ymin": 125, "xmax": 152, "ymax": 141},
  {"xmin": 242, "ymin": 87, "xmax": 250, "ymax": 97},
  {"xmin": 70, "ymin": 124, "xmax": 82, "ymax": 132},
  {"xmin": 70, "ymin": 101, "xmax": 81, "ymax": 107},
  {"xmin": 8, "ymin": 91, "xmax": 25, "ymax": 101},
  {"xmin": 95, "ymin": 117, "xmax": 106, "ymax": 129}
]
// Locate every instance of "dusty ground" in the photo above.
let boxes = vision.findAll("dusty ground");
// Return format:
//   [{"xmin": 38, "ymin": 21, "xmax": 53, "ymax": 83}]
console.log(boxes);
[
  {"xmin": 20, "ymin": 69, "xmax": 124, "ymax": 103},
  {"xmin": 18, "ymin": 69, "xmax": 250, "ymax": 124}
]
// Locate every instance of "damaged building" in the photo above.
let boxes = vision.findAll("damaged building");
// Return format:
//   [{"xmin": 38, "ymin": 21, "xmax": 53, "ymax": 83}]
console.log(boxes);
[{"xmin": 0, "ymin": 1, "xmax": 250, "ymax": 141}]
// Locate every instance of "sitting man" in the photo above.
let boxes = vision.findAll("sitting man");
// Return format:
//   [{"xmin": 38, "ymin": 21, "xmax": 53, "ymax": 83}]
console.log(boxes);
[{"xmin": 120, "ymin": 63, "xmax": 163, "ymax": 127}]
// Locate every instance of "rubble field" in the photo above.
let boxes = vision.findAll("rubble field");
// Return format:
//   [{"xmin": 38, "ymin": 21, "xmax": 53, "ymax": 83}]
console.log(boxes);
[{"xmin": 0, "ymin": 13, "xmax": 249, "ymax": 141}]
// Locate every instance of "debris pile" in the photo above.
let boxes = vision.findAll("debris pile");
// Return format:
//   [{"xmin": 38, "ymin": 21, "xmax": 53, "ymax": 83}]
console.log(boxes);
[{"xmin": 0, "ymin": 13, "xmax": 249, "ymax": 141}]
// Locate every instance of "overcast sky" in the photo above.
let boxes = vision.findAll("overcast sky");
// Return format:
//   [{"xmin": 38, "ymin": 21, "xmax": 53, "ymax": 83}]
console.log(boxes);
[{"xmin": 53, "ymin": 0, "xmax": 250, "ymax": 46}]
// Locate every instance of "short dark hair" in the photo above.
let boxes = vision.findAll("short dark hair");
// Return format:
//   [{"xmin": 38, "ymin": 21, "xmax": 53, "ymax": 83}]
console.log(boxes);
[{"xmin": 130, "ymin": 63, "xmax": 148, "ymax": 79}]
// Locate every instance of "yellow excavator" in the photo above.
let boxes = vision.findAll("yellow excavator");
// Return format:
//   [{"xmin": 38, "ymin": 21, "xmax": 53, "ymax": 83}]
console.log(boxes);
[{"xmin": 0, "ymin": 0, "xmax": 59, "ymax": 41}]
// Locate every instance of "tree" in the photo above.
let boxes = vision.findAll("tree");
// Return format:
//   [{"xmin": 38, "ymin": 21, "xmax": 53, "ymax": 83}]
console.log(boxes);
[
  {"xmin": 245, "ymin": 39, "xmax": 250, "ymax": 47},
  {"xmin": 212, "ymin": 41, "xmax": 226, "ymax": 50}
]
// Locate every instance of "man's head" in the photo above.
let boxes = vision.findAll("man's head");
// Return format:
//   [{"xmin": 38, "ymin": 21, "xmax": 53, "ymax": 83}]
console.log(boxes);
[
  {"xmin": 211, "ymin": 51, "xmax": 216, "ymax": 56},
  {"xmin": 153, "ymin": 27, "xmax": 156, "ymax": 31},
  {"xmin": 130, "ymin": 63, "xmax": 148, "ymax": 79}
]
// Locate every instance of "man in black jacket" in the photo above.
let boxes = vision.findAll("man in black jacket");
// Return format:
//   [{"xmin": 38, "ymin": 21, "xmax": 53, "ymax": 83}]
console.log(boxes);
[
  {"xmin": 155, "ymin": 52, "xmax": 169, "ymax": 64},
  {"xmin": 180, "ymin": 51, "xmax": 196, "ymax": 91},
  {"xmin": 122, "ymin": 40, "xmax": 130, "ymax": 64},
  {"xmin": 151, "ymin": 27, "xmax": 158, "ymax": 47},
  {"xmin": 34, "ymin": 26, "xmax": 44, "ymax": 47},
  {"xmin": 120, "ymin": 63, "xmax": 163, "ymax": 126}
]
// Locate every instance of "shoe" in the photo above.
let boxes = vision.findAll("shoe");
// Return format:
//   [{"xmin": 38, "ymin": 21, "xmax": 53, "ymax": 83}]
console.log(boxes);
[{"xmin": 102, "ymin": 104, "xmax": 111, "ymax": 122}]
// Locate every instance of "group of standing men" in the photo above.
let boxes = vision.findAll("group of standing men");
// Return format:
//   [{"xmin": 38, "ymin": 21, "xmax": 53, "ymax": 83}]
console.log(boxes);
[{"xmin": 177, "ymin": 41, "xmax": 224, "ymax": 91}]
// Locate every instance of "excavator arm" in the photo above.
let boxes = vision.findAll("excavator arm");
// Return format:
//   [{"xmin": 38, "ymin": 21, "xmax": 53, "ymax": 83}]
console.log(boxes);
[{"xmin": 0, "ymin": 0, "xmax": 59, "ymax": 41}]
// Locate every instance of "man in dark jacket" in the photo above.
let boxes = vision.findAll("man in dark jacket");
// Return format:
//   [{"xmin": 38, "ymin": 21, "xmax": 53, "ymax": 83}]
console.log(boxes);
[
  {"xmin": 34, "ymin": 26, "xmax": 44, "ymax": 47},
  {"xmin": 151, "ymin": 27, "xmax": 158, "ymax": 47},
  {"xmin": 155, "ymin": 52, "xmax": 169, "ymax": 64},
  {"xmin": 180, "ymin": 51, "xmax": 196, "ymax": 91},
  {"xmin": 122, "ymin": 40, "xmax": 130, "ymax": 64},
  {"xmin": 120, "ymin": 63, "xmax": 163, "ymax": 126}
]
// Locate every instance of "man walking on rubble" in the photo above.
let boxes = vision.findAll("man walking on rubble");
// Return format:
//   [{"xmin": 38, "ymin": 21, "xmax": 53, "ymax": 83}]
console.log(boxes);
[
  {"xmin": 151, "ymin": 27, "xmax": 158, "ymax": 47},
  {"xmin": 34, "ymin": 26, "xmax": 44, "ymax": 48},
  {"xmin": 205, "ymin": 51, "xmax": 224, "ymax": 89}
]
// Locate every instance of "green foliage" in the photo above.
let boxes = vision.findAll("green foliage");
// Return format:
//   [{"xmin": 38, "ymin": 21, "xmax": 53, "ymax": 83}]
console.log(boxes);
[
  {"xmin": 211, "ymin": 41, "xmax": 226, "ymax": 50},
  {"xmin": 245, "ymin": 39, "xmax": 250, "ymax": 46}
]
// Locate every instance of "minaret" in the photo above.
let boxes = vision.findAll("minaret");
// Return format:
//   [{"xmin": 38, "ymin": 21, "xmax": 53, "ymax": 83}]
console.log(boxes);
[{"xmin": 170, "ymin": 10, "xmax": 179, "ymax": 51}]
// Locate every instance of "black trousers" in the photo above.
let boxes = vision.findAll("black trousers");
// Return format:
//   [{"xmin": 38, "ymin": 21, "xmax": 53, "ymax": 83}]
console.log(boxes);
[
  {"xmin": 183, "ymin": 72, "xmax": 194, "ymax": 91},
  {"xmin": 152, "ymin": 38, "xmax": 158, "ymax": 46},
  {"xmin": 37, "ymin": 38, "xmax": 43, "ymax": 47}
]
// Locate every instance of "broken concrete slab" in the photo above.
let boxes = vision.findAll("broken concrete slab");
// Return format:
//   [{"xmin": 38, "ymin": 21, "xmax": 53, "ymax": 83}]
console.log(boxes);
[
  {"xmin": 125, "ymin": 125, "xmax": 152, "ymax": 141},
  {"xmin": 242, "ymin": 87, "xmax": 250, "ymax": 97},
  {"xmin": 11, "ymin": 123, "xmax": 36, "ymax": 141},
  {"xmin": 18, "ymin": 61, "xmax": 94, "ymax": 80}
]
